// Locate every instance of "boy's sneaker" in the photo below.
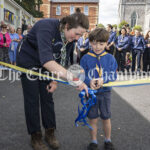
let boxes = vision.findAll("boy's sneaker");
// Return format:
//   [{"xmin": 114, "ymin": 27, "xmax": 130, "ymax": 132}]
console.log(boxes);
[
  {"xmin": 104, "ymin": 142, "xmax": 115, "ymax": 150},
  {"xmin": 87, "ymin": 143, "xmax": 98, "ymax": 150}
]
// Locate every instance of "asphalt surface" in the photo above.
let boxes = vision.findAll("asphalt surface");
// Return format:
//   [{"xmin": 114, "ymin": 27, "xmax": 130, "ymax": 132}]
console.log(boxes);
[{"xmin": 0, "ymin": 76, "xmax": 150, "ymax": 150}]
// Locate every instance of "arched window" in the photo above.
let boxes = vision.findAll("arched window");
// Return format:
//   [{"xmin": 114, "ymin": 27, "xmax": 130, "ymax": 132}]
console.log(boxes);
[{"xmin": 131, "ymin": 11, "xmax": 137, "ymax": 27}]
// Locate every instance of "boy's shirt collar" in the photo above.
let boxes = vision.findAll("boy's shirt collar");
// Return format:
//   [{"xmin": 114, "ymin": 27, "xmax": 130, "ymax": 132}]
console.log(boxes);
[{"xmin": 88, "ymin": 49, "xmax": 107, "ymax": 57}]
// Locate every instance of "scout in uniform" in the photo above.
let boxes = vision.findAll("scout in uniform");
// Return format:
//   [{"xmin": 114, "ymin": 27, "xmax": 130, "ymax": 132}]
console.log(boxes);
[
  {"xmin": 106, "ymin": 24, "xmax": 116, "ymax": 55},
  {"xmin": 17, "ymin": 9, "xmax": 89, "ymax": 150},
  {"xmin": 80, "ymin": 28, "xmax": 117, "ymax": 150},
  {"xmin": 131, "ymin": 29, "xmax": 146, "ymax": 74},
  {"xmin": 115, "ymin": 27, "xmax": 129, "ymax": 73}
]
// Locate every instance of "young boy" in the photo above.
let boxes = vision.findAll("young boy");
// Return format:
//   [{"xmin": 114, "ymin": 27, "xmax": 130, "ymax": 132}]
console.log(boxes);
[{"xmin": 80, "ymin": 28, "xmax": 118, "ymax": 150}]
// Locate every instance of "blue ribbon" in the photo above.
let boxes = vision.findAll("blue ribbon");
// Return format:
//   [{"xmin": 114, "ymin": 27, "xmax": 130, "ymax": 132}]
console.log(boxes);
[{"xmin": 75, "ymin": 88, "xmax": 97, "ymax": 130}]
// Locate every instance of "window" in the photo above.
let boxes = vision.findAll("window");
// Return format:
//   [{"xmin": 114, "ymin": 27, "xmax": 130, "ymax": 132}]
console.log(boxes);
[
  {"xmin": 4, "ymin": 9, "xmax": 14, "ymax": 24},
  {"xmin": 56, "ymin": 5, "xmax": 61, "ymax": 15},
  {"xmin": 84, "ymin": 6, "xmax": 88, "ymax": 16},
  {"xmin": 131, "ymin": 11, "xmax": 137, "ymax": 28},
  {"xmin": 70, "ymin": 5, "xmax": 74, "ymax": 14}
]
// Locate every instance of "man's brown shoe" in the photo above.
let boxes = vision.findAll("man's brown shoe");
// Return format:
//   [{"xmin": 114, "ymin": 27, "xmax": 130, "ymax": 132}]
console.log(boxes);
[
  {"xmin": 31, "ymin": 132, "xmax": 49, "ymax": 150},
  {"xmin": 45, "ymin": 128, "xmax": 60, "ymax": 149}
]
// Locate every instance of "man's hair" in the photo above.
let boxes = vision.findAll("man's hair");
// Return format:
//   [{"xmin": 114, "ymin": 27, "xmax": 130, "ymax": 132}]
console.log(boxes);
[
  {"xmin": 89, "ymin": 28, "xmax": 109, "ymax": 42},
  {"xmin": 60, "ymin": 8, "xmax": 89, "ymax": 31}
]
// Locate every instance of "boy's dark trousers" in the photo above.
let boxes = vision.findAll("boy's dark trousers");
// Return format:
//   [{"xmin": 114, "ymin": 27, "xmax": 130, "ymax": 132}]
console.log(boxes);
[
  {"xmin": 132, "ymin": 49, "xmax": 142, "ymax": 72},
  {"xmin": 143, "ymin": 48, "xmax": 150, "ymax": 72},
  {"xmin": 21, "ymin": 74, "xmax": 56, "ymax": 134},
  {"xmin": 116, "ymin": 49, "xmax": 126, "ymax": 72}
]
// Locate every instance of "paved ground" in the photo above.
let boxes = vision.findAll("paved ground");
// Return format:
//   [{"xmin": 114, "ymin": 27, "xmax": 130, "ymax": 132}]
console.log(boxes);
[{"xmin": 0, "ymin": 76, "xmax": 150, "ymax": 150}]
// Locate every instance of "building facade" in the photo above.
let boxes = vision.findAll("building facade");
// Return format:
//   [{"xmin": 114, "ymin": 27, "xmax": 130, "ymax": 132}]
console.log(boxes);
[
  {"xmin": 0, "ymin": 0, "xmax": 35, "ymax": 29},
  {"xmin": 40, "ymin": 0, "xmax": 51, "ymax": 18},
  {"xmin": 40, "ymin": 0, "xmax": 99, "ymax": 29},
  {"xmin": 119, "ymin": 0, "xmax": 150, "ymax": 33}
]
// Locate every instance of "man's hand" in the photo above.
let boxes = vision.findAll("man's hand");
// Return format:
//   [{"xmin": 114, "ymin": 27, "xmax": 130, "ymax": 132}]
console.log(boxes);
[
  {"xmin": 76, "ymin": 82, "xmax": 89, "ymax": 97},
  {"xmin": 47, "ymin": 81, "xmax": 57, "ymax": 93}
]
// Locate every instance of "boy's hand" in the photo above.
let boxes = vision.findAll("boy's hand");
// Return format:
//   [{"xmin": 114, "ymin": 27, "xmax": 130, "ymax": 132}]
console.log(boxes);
[{"xmin": 90, "ymin": 78, "xmax": 103, "ymax": 90}]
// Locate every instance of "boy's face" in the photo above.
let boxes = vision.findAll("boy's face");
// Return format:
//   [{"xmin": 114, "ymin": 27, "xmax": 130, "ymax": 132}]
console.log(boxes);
[{"xmin": 90, "ymin": 41, "xmax": 107, "ymax": 54}]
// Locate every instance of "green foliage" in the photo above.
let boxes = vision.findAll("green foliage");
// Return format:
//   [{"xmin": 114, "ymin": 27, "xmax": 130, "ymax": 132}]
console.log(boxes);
[
  {"xmin": 118, "ymin": 20, "xmax": 128, "ymax": 29},
  {"xmin": 14, "ymin": 0, "xmax": 43, "ymax": 18},
  {"xmin": 133, "ymin": 25, "xmax": 142, "ymax": 31},
  {"xmin": 112, "ymin": 24, "xmax": 117, "ymax": 29},
  {"xmin": 97, "ymin": 23, "xmax": 105, "ymax": 28}
]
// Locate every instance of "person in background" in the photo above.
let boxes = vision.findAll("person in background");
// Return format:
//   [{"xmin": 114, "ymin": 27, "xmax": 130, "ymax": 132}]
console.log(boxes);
[
  {"xmin": 9, "ymin": 26, "xmax": 19, "ymax": 65},
  {"xmin": 0, "ymin": 24, "xmax": 11, "ymax": 63},
  {"xmin": 143, "ymin": 30, "xmax": 150, "ymax": 75},
  {"xmin": 16, "ymin": 27, "xmax": 23, "ymax": 41},
  {"xmin": 115, "ymin": 27, "xmax": 129, "ymax": 73},
  {"xmin": 77, "ymin": 31, "xmax": 90, "ymax": 60},
  {"xmin": 23, "ymin": 24, "xmax": 32, "ymax": 36},
  {"xmin": 7, "ymin": 24, "xmax": 11, "ymax": 33},
  {"xmin": 126, "ymin": 27, "xmax": 132, "ymax": 53},
  {"xmin": 131, "ymin": 29, "xmax": 146, "ymax": 75},
  {"xmin": 106, "ymin": 24, "xmax": 116, "ymax": 55},
  {"xmin": 0, "ymin": 21, "xmax": 4, "ymax": 32},
  {"xmin": 125, "ymin": 52, "xmax": 132, "ymax": 74}
]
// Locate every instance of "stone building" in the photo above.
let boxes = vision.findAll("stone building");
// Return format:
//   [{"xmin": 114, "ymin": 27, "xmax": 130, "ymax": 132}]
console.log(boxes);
[{"xmin": 119, "ymin": 0, "xmax": 150, "ymax": 33}]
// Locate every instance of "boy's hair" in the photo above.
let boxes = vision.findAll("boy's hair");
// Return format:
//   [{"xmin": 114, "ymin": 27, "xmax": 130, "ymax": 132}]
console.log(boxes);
[{"xmin": 89, "ymin": 28, "xmax": 109, "ymax": 42}]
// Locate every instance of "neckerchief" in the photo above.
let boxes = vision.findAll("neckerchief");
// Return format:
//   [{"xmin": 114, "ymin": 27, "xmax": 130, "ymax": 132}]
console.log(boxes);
[
  {"xmin": 87, "ymin": 50, "xmax": 108, "ymax": 78},
  {"xmin": 60, "ymin": 32, "xmax": 68, "ymax": 67}
]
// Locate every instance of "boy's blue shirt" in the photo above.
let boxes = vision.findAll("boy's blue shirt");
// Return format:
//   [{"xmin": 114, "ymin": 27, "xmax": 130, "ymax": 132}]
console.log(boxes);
[{"xmin": 80, "ymin": 50, "xmax": 118, "ymax": 93}]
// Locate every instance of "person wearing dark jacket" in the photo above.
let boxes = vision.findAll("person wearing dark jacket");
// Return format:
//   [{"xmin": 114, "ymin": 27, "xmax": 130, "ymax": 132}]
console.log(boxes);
[{"xmin": 17, "ymin": 9, "xmax": 89, "ymax": 150}]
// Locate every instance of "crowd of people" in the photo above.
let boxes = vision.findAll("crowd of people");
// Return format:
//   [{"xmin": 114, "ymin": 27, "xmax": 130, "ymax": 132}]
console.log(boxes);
[
  {"xmin": 0, "ymin": 21, "xmax": 32, "ymax": 65},
  {"xmin": 1, "ymin": 19, "xmax": 150, "ymax": 76},
  {"xmin": 70, "ymin": 24, "xmax": 150, "ymax": 76}
]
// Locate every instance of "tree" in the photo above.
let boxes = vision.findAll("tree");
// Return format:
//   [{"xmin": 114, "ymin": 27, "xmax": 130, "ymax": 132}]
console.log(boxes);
[
  {"xmin": 97, "ymin": 23, "xmax": 105, "ymax": 28},
  {"xmin": 112, "ymin": 24, "xmax": 117, "ymax": 29},
  {"xmin": 14, "ymin": 0, "xmax": 43, "ymax": 18},
  {"xmin": 133, "ymin": 25, "xmax": 142, "ymax": 31},
  {"xmin": 118, "ymin": 20, "xmax": 129, "ymax": 29}
]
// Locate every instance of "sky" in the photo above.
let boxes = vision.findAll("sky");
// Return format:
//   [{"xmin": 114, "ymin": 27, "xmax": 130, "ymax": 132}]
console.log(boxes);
[{"xmin": 99, "ymin": 0, "xmax": 120, "ymax": 26}]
